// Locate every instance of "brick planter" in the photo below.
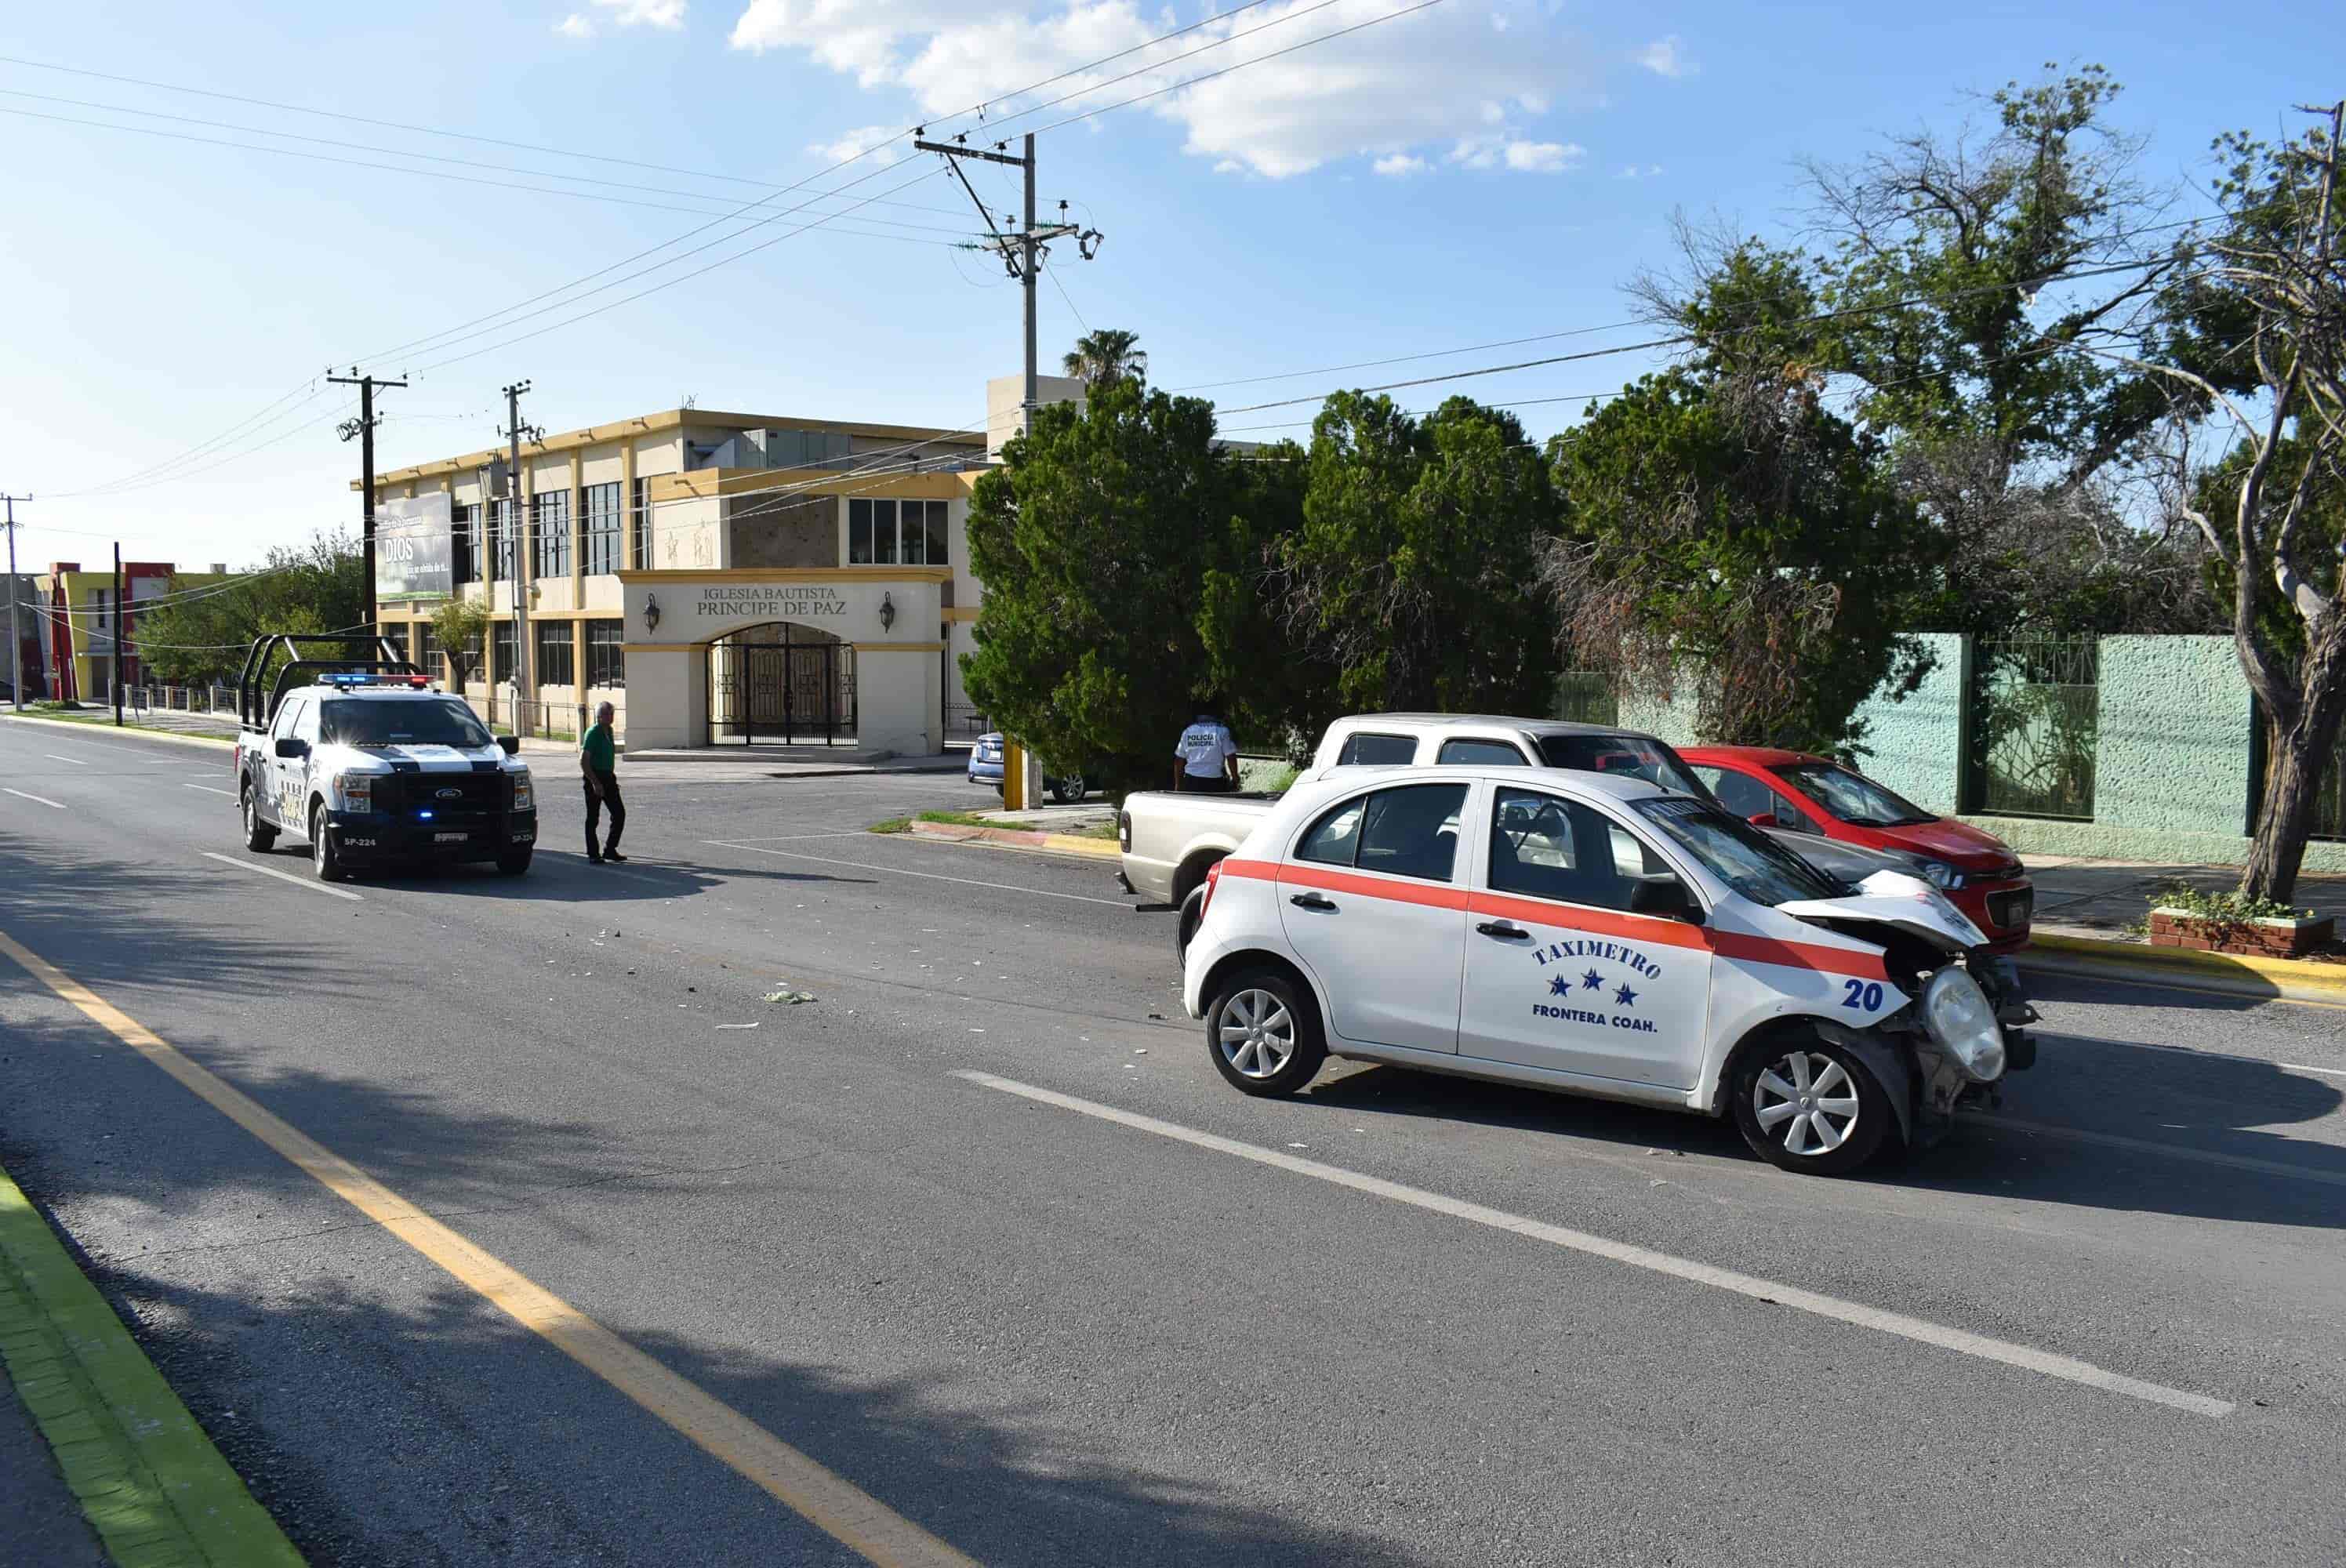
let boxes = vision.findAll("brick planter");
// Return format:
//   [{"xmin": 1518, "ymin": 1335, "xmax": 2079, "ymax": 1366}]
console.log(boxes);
[{"xmin": 2148, "ymin": 907, "xmax": 2337, "ymax": 958}]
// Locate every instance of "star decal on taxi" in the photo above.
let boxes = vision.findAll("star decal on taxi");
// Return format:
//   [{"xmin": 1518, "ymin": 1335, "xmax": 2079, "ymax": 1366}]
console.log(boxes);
[
  {"xmin": 1614, "ymin": 983, "xmax": 1639, "ymax": 1008},
  {"xmin": 1549, "ymin": 974, "xmax": 1573, "ymax": 997},
  {"xmin": 1580, "ymin": 968, "xmax": 1604, "ymax": 991}
]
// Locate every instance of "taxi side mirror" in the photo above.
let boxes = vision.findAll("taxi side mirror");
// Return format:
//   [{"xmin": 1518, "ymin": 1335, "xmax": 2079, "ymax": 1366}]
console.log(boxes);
[
  {"xmin": 497, "ymin": 735, "xmax": 521, "ymax": 756},
  {"xmin": 1745, "ymin": 811, "xmax": 1778, "ymax": 829},
  {"xmin": 1629, "ymin": 873, "xmax": 1701, "ymax": 924},
  {"xmin": 274, "ymin": 737, "xmax": 307, "ymax": 759}
]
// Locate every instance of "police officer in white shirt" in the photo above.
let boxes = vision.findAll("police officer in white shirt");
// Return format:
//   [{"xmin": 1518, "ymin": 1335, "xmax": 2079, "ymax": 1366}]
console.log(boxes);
[{"xmin": 1174, "ymin": 709, "xmax": 1240, "ymax": 793}]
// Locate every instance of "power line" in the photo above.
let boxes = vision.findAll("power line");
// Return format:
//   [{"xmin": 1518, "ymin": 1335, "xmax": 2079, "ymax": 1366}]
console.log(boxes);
[
  {"xmin": 0, "ymin": 103, "xmax": 983, "ymax": 238},
  {"xmin": 1211, "ymin": 249, "xmax": 2208, "ymax": 417},
  {"xmin": 349, "ymin": 0, "xmax": 1360, "ymax": 372},
  {"xmin": 1028, "ymin": 0, "xmax": 1450, "ymax": 140},
  {"xmin": 405, "ymin": 165, "xmax": 957, "ymax": 373}
]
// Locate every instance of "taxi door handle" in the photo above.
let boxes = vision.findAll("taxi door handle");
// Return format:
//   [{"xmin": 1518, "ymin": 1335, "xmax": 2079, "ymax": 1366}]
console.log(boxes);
[
  {"xmin": 1289, "ymin": 892, "xmax": 1337, "ymax": 911},
  {"xmin": 1476, "ymin": 920, "xmax": 1528, "ymax": 939}
]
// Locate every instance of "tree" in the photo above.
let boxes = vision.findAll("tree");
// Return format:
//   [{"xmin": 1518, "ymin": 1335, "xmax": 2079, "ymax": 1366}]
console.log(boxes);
[
  {"xmin": 1634, "ymin": 67, "xmax": 2197, "ymax": 639},
  {"xmin": 1061, "ymin": 328, "xmax": 1147, "ymax": 390},
  {"xmin": 2140, "ymin": 103, "xmax": 2346, "ymax": 902},
  {"xmin": 428, "ymin": 597, "xmax": 491, "ymax": 689},
  {"xmin": 961, "ymin": 378, "xmax": 1295, "ymax": 790},
  {"xmin": 1274, "ymin": 394, "xmax": 1560, "ymax": 726},
  {"xmin": 134, "ymin": 531, "xmax": 366, "ymax": 685},
  {"xmin": 1544, "ymin": 368, "xmax": 1935, "ymax": 757}
]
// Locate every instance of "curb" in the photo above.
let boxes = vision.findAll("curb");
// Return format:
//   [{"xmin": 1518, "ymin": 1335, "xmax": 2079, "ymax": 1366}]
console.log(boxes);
[
  {"xmin": 0, "ymin": 1164, "xmax": 305, "ymax": 1567},
  {"xmin": 0, "ymin": 713, "xmax": 234, "ymax": 752},
  {"xmin": 903, "ymin": 820, "xmax": 1121, "ymax": 861},
  {"xmin": 2017, "ymin": 931, "xmax": 2346, "ymax": 1004}
]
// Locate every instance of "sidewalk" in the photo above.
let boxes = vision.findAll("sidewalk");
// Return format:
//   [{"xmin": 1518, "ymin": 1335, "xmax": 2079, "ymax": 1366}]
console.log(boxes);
[{"xmin": 2024, "ymin": 855, "xmax": 2346, "ymax": 938}]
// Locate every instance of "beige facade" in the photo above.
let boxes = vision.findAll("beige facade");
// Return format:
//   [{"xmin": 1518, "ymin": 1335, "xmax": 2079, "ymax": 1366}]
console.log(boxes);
[{"xmin": 362, "ymin": 407, "xmax": 990, "ymax": 753}]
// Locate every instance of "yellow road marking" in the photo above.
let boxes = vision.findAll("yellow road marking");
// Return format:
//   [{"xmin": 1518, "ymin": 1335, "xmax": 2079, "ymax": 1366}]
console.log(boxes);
[{"xmin": 0, "ymin": 927, "xmax": 980, "ymax": 1568}]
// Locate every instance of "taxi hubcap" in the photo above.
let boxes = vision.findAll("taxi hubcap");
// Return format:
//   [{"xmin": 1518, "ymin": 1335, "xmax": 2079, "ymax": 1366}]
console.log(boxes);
[
  {"xmin": 1752, "ymin": 1049, "xmax": 1861, "ymax": 1158},
  {"xmin": 1218, "ymin": 989, "xmax": 1295, "ymax": 1080}
]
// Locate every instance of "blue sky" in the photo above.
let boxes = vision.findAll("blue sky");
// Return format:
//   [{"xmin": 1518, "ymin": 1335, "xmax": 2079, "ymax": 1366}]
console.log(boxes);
[{"xmin": 2, "ymin": 0, "xmax": 2339, "ymax": 569}]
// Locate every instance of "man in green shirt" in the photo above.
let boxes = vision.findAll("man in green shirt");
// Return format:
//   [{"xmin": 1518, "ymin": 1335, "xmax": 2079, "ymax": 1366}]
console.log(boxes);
[{"xmin": 580, "ymin": 701, "xmax": 626, "ymax": 863}]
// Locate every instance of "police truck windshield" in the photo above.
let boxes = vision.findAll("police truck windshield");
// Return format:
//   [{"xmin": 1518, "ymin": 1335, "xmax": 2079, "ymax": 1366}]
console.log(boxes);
[{"xmin": 321, "ymin": 699, "xmax": 494, "ymax": 750}]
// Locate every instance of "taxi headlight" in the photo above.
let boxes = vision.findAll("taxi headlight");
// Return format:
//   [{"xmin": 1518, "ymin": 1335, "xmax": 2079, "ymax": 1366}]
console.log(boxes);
[
  {"xmin": 333, "ymin": 773, "xmax": 374, "ymax": 813},
  {"xmin": 1921, "ymin": 967, "xmax": 2004, "ymax": 1082},
  {"xmin": 511, "ymin": 772, "xmax": 534, "ymax": 812}
]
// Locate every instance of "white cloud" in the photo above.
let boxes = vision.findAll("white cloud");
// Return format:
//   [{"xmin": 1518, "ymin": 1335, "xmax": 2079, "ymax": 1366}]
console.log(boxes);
[
  {"xmin": 558, "ymin": 0, "xmax": 687, "ymax": 40},
  {"xmin": 1614, "ymin": 162, "xmax": 1664, "ymax": 179},
  {"xmin": 601, "ymin": 0, "xmax": 688, "ymax": 25},
  {"xmin": 1447, "ymin": 133, "xmax": 1581, "ymax": 173},
  {"xmin": 1636, "ymin": 34, "xmax": 1694, "ymax": 78},
  {"xmin": 732, "ymin": 0, "xmax": 1596, "ymax": 180},
  {"xmin": 1502, "ymin": 139, "xmax": 1581, "ymax": 172},
  {"xmin": 1373, "ymin": 153, "xmax": 1427, "ymax": 176},
  {"xmin": 806, "ymin": 125, "xmax": 908, "ymax": 164}
]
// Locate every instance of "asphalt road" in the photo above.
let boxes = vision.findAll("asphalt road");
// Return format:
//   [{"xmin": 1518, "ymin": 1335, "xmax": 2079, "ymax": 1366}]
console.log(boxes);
[{"xmin": 2, "ymin": 717, "xmax": 2342, "ymax": 1567}]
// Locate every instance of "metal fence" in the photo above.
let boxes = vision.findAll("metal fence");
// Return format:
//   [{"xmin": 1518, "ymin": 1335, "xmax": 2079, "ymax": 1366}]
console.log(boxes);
[
  {"xmin": 1555, "ymin": 671, "xmax": 1619, "ymax": 728},
  {"xmin": 943, "ymin": 702, "xmax": 990, "ymax": 739},
  {"xmin": 1967, "ymin": 637, "xmax": 2098, "ymax": 821},
  {"xmin": 2318, "ymin": 740, "xmax": 2346, "ymax": 842},
  {"xmin": 465, "ymin": 692, "xmax": 594, "ymax": 744}
]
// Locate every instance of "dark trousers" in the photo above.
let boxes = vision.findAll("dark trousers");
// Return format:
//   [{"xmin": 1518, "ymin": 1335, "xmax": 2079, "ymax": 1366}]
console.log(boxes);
[
  {"xmin": 585, "ymin": 770, "xmax": 625, "ymax": 856},
  {"xmin": 1178, "ymin": 773, "xmax": 1237, "ymax": 794}
]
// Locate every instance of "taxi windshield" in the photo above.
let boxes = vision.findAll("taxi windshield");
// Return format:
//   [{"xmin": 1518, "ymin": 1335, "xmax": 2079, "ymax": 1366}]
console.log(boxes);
[
  {"xmin": 321, "ymin": 698, "xmax": 492, "ymax": 750},
  {"xmin": 1632, "ymin": 797, "xmax": 1839, "ymax": 906}
]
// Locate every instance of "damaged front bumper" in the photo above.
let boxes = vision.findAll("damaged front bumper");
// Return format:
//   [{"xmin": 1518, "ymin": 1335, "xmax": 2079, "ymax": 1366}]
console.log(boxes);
[{"xmin": 1842, "ymin": 956, "xmax": 2039, "ymax": 1150}]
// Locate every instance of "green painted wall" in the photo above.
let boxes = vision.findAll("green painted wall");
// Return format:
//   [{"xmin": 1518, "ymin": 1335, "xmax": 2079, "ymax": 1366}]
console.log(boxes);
[
  {"xmin": 1618, "ymin": 681, "xmax": 1699, "ymax": 748},
  {"xmin": 1849, "ymin": 632, "xmax": 1965, "ymax": 814}
]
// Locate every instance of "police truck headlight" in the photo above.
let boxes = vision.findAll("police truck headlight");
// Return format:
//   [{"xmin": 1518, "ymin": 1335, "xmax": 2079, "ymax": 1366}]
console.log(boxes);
[
  {"xmin": 1921, "ymin": 967, "xmax": 2005, "ymax": 1082},
  {"xmin": 333, "ymin": 774, "xmax": 374, "ymax": 814},
  {"xmin": 512, "ymin": 773, "xmax": 534, "ymax": 812}
]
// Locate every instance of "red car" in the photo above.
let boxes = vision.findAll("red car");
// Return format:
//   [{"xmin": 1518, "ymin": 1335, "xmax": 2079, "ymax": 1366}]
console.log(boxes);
[{"xmin": 1679, "ymin": 746, "xmax": 2034, "ymax": 953}]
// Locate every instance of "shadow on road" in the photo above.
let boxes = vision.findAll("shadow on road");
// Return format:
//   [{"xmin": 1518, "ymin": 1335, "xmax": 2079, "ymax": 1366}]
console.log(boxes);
[
  {"xmin": 18, "ymin": 1138, "xmax": 1428, "ymax": 1567},
  {"xmin": 1298, "ymin": 1032, "xmax": 2346, "ymax": 1232},
  {"xmin": 0, "ymin": 833, "xmax": 342, "ymax": 997},
  {"xmin": 262, "ymin": 848, "xmax": 880, "ymax": 903}
]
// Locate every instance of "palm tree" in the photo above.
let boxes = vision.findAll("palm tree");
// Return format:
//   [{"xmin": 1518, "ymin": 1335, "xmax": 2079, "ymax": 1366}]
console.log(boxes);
[{"xmin": 1062, "ymin": 328, "xmax": 1146, "ymax": 390}]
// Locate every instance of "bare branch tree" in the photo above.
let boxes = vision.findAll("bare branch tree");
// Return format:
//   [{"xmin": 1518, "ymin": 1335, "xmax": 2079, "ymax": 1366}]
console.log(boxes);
[{"xmin": 2136, "ymin": 101, "xmax": 2346, "ymax": 902}]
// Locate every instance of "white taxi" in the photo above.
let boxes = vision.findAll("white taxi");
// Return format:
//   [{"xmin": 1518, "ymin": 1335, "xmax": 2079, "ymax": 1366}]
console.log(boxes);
[{"xmin": 1180, "ymin": 766, "xmax": 2036, "ymax": 1174}]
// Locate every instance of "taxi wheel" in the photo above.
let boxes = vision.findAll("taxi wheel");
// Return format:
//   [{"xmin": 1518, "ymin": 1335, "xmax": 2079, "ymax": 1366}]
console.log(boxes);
[
  {"xmin": 241, "ymin": 786, "xmax": 277, "ymax": 851},
  {"xmin": 309, "ymin": 804, "xmax": 347, "ymax": 884},
  {"xmin": 1731, "ymin": 1036, "xmax": 1890, "ymax": 1176},
  {"xmin": 1207, "ymin": 969, "xmax": 1324, "ymax": 1097},
  {"xmin": 496, "ymin": 848, "xmax": 532, "ymax": 876}
]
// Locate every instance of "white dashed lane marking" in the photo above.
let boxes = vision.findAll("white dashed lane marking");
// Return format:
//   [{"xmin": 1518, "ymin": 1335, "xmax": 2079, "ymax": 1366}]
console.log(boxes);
[{"xmin": 957, "ymin": 1070, "xmax": 2235, "ymax": 1421}]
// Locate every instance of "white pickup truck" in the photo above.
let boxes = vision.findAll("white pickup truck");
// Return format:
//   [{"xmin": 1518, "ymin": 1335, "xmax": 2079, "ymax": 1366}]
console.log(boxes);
[{"xmin": 1118, "ymin": 713, "xmax": 1905, "ymax": 953}]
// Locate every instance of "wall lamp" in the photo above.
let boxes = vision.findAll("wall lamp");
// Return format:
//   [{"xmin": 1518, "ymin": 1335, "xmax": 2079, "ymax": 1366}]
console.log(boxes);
[
  {"xmin": 644, "ymin": 593, "xmax": 661, "ymax": 634},
  {"xmin": 879, "ymin": 592, "xmax": 896, "ymax": 633}
]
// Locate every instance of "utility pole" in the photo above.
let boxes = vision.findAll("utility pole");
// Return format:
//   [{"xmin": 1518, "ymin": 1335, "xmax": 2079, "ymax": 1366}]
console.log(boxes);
[
  {"xmin": 499, "ymin": 381, "xmax": 540, "ymax": 724},
  {"xmin": 329, "ymin": 368, "xmax": 408, "ymax": 633},
  {"xmin": 2, "ymin": 492, "xmax": 24, "ymax": 712},
  {"xmin": 913, "ymin": 131, "xmax": 1102, "ymax": 437},
  {"xmin": 111, "ymin": 542, "xmax": 122, "ymax": 728}
]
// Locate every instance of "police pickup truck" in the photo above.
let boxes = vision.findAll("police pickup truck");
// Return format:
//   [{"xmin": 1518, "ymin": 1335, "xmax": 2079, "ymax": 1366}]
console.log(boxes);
[{"xmin": 231, "ymin": 634, "xmax": 537, "ymax": 881}]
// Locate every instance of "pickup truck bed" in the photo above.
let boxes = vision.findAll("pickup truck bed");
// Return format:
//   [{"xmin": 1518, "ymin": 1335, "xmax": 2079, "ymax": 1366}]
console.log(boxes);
[{"xmin": 1117, "ymin": 790, "xmax": 1281, "ymax": 906}]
